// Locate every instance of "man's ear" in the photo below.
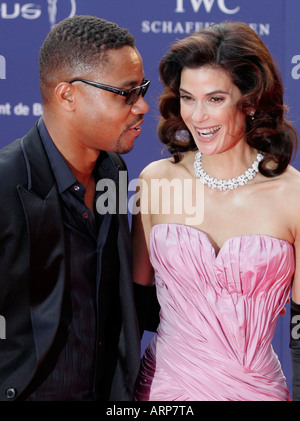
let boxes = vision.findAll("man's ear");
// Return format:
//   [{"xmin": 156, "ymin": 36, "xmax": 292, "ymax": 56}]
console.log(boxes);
[{"xmin": 55, "ymin": 82, "xmax": 76, "ymax": 111}]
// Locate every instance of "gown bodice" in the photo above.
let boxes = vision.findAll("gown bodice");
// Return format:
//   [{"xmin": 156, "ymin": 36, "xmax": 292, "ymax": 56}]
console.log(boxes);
[{"xmin": 134, "ymin": 223, "xmax": 295, "ymax": 401}]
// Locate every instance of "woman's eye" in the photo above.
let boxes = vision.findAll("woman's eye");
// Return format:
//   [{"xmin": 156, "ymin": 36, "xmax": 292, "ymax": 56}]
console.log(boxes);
[
  {"xmin": 210, "ymin": 96, "xmax": 224, "ymax": 103},
  {"xmin": 180, "ymin": 95, "xmax": 194, "ymax": 102}
]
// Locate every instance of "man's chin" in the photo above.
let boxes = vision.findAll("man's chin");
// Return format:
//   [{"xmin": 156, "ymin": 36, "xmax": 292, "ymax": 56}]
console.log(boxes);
[
  {"xmin": 117, "ymin": 139, "xmax": 136, "ymax": 154},
  {"xmin": 118, "ymin": 145, "xmax": 134, "ymax": 154}
]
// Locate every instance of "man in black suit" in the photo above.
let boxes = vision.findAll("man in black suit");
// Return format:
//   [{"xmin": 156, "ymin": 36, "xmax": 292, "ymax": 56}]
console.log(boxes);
[{"xmin": 0, "ymin": 15, "xmax": 150, "ymax": 401}]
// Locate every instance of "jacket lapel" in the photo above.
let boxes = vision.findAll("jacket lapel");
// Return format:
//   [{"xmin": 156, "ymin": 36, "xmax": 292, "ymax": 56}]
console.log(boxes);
[{"xmin": 17, "ymin": 125, "xmax": 66, "ymax": 363}]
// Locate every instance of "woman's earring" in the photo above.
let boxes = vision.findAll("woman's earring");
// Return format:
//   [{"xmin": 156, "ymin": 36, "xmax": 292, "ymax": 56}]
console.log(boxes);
[{"xmin": 250, "ymin": 110, "xmax": 255, "ymax": 120}]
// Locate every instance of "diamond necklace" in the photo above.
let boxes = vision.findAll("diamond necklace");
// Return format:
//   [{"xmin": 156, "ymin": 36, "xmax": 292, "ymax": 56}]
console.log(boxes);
[{"xmin": 194, "ymin": 150, "xmax": 264, "ymax": 191}]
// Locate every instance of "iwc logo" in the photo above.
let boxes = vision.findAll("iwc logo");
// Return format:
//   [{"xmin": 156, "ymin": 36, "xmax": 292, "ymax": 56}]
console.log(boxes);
[
  {"xmin": 142, "ymin": 0, "xmax": 269, "ymax": 36},
  {"xmin": 175, "ymin": 0, "xmax": 240, "ymax": 14}
]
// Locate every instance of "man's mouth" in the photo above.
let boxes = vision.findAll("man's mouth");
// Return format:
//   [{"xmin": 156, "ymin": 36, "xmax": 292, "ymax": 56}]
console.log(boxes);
[{"xmin": 129, "ymin": 118, "xmax": 144, "ymax": 132}]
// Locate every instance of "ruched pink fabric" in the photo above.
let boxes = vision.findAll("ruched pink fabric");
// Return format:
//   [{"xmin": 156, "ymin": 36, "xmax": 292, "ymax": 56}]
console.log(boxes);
[{"xmin": 134, "ymin": 223, "xmax": 295, "ymax": 401}]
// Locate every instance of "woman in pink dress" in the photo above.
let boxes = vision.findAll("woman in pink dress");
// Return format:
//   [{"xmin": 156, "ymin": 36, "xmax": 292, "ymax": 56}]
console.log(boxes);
[{"xmin": 132, "ymin": 21, "xmax": 300, "ymax": 401}]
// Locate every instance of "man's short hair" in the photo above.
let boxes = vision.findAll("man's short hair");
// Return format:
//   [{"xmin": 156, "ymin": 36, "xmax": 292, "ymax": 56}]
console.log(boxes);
[{"xmin": 39, "ymin": 15, "xmax": 135, "ymax": 103}]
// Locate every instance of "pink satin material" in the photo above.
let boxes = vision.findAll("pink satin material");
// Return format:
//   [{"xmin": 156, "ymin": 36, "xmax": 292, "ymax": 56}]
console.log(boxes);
[{"xmin": 134, "ymin": 223, "xmax": 295, "ymax": 401}]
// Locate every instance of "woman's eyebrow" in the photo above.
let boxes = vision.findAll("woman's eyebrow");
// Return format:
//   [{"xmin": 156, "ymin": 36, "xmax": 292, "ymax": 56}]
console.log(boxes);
[{"xmin": 179, "ymin": 87, "xmax": 230, "ymax": 95}]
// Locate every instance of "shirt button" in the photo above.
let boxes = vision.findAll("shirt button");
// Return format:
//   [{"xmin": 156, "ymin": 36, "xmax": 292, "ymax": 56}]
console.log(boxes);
[
  {"xmin": 6, "ymin": 387, "xmax": 17, "ymax": 399},
  {"xmin": 82, "ymin": 212, "xmax": 89, "ymax": 219},
  {"xmin": 73, "ymin": 185, "xmax": 80, "ymax": 191}
]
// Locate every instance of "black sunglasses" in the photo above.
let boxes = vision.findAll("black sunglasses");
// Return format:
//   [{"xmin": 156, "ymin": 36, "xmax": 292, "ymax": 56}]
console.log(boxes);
[{"xmin": 68, "ymin": 78, "xmax": 150, "ymax": 105}]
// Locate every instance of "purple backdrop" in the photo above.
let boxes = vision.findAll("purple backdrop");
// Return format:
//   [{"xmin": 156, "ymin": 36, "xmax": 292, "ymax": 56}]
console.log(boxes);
[{"xmin": 1, "ymin": 0, "xmax": 300, "ymax": 397}]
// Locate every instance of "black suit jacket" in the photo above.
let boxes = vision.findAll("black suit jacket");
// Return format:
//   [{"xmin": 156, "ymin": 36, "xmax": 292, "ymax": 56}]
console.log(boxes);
[{"xmin": 0, "ymin": 123, "xmax": 141, "ymax": 401}]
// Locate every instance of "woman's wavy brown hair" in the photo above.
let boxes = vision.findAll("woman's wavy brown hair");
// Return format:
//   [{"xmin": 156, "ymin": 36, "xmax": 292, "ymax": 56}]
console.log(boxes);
[{"xmin": 158, "ymin": 21, "xmax": 297, "ymax": 176}]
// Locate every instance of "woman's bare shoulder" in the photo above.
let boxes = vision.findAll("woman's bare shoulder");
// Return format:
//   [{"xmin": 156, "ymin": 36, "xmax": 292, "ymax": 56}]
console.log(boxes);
[
  {"xmin": 139, "ymin": 157, "xmax": 173, "ymax": 177},
  {"xmin": 139, "ymin": 151, "xmax": 196, "ymax": 180},
  {"xmin": 283, "ymin": 165, "xmax": 300, "ymax": 191},
  {"xmin": 279, "ymin": 165, "xmax": 300, "ymax": 210}
]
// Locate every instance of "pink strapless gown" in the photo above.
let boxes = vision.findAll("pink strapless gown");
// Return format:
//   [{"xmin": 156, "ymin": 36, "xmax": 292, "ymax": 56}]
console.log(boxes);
[{"xmin": 134, "ymin": 223, "xmax": 295, "ymax": 401}]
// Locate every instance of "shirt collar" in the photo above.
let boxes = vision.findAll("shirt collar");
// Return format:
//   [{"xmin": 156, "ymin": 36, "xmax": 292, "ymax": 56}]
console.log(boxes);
[
  {"xmin": 38, "ymin": 118, "xmax": 77, "ymax": 194},
  {"xmin": 38, "ymin": 118, "xmax": 120, "ymax": 194}
]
